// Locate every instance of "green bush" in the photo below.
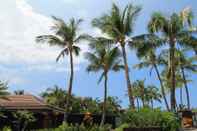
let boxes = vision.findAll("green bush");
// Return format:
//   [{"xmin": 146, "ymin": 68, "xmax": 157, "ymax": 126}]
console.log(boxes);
[
  {"xmin": 36, "ymin": 123, "xmax": 111, "ymax": 131},
  {"xmin": 120, "ymin": 108, "xmax": 180, "ymax": 131},
  {"xmin": 2, "ymin": 126, "xmax": 12, "ymax": 131}
]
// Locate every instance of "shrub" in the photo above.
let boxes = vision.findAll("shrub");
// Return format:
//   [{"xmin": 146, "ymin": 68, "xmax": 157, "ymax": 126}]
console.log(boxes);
[
  {"xmin": 2, "ymin": 126, "xmax": 12, "ymax": 131},
  {"xmin": 120, "ymin": 108, "xmax": 180, "ymax": 131},
  {"xmin": 36, "ymin": 123, "xmax": 111, "ymax": 131}
]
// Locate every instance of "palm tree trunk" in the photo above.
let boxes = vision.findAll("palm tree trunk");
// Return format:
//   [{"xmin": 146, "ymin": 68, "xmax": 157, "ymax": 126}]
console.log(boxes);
[
  {"xmin": 181, "ymin": 67, "xmax": 190, "ymax": 109},
  {"xmin": 100, "ymin": 72, "xmax": 108, "ymax": 127},
  {"xmin": 170, "ymin": 41, "xmax": 176, "ymax": 111},
  {"xmin": 121, "ymin": 44, "xmax": 135, "ymax": 109},
  {"xmin": 137, "ymin": 98, "xmax": 140, "ymax": 111},
  {"xmin": 65, "ymin": 51, "xmax": 74, "ymax": 121},
  {"xmin": 151, "ymin": 99, "xmax": 154, "ymax": 109},
  {"xmin": 180, "ymin": 87, "xmax": 183, "ymax": 106},
  {"xmin": 154, "ymin": 64, "xmax": 170, "ymax": 111}
]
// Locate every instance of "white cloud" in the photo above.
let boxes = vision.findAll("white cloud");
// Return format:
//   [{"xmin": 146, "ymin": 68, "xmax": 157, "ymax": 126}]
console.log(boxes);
[
  {"xmin": 0, "ymin": 0, "xmax": 86, "ymax": 66},
  {"xmin": 0, "ymin": 0, "xmax": 86, "ymax": 85}
]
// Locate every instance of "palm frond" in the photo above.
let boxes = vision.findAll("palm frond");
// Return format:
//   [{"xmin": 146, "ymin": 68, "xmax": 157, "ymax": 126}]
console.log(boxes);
[
  {"xmin": 36, "ymin": 35, "xmax": 65, "ymax": 47},
  {"xmin": 56, "ymin": 48, "xmax": 69, "ymax": 62}
]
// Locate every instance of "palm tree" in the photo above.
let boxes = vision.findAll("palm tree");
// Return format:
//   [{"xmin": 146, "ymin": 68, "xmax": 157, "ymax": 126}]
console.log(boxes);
[
  {"xmin": 146, "ymin": 85, "xmax": 162, "ymax": 109},
  {"xmin": 0, "ymin": 81, "xmax": 9, "ymax": 99},
  {"xmin": 134, "ymin": 50, "xmax": 170, "ymax": 111},
  {"xmin": 133, "ymin": 80, "xmax": 146, "ymax": 107},
  {"xmin": 147, "ymin": 9, "xmax": 196, "ymax": 111},
  {"xmin": 36, "ymin": 17, "xmax": 88, "ymax": 115},
  {"xmin": 92, "ymin": 3, "xmax": 141, "ymax": 108},
  {"xmin": 133, "ymin": 80, "xmax": 161, "ymax": 108},
  {"xmin": 176, "ymin": 50, "xmax": 197, "ymax": 109},
  {"xmin": 41, "ymin": 85, "xmax": 67, "ymax": 108},
  {"xmin": 86, "ymin": 44, "xmax": 123, "ymax": 126}
]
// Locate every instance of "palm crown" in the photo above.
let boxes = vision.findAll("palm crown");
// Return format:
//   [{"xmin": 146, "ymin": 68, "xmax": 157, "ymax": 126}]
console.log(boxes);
[{"xmin": 36, "ymin": 17, "xmax": 88, "ymax": 61}]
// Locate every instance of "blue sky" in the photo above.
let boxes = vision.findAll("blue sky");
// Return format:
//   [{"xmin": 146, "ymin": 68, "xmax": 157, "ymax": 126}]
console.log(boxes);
[{"xmin": 0, "ymin": 0, "xmax": 196, "ymax": 108}]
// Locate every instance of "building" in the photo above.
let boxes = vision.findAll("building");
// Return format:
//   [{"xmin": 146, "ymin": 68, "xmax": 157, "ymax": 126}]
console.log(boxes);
[{"xmin": 0, "ymin": 95, "xmax": 65, "ymax": 130}]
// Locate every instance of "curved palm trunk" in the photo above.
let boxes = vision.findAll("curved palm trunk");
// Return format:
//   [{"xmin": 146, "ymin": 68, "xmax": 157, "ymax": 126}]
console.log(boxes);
[
  {"xmin": 100, "ymin": 72, "xmax": 108, "ymax": 127},
  {"xmin": 170, "ymin": 41, "xmax": 176, "ymax": 111},
  {"xmin": 121, "ymin": 45, "xmax": 135, "ymax": 109},
  {"xmin": 154, "ymin": 64, "xmax": 170, "ymax": 111},
  {"xmin": 65, "ymin": 51, "xmax": 74, "ymax": 121},
  {"xmin": 180, "ymin": 87, "xmax": 183, "ymax": 106},
  {"xmin": 181, "ymin": 67, "xmax": 190, "ymax": 109}
]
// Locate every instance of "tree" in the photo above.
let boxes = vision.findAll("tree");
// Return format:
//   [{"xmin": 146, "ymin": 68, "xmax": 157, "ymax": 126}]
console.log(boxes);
[
  {"xmin": 41, "ymin": 85, "xmax": 67, "ymax": 109},
  {"xmin": 176, "ymin": 49, "xmax": 197, "ymax": 109},
  {"xmin": 36, "ymin": 17, "xmax": 88, "ymax": 116},
  {"xmin": 134, "ymin": 49, "xmax": 170, "ymax": 111},
  {"xmin": 92, "ymin": 3, "xmax": 141, "ymax": 108},
  {"xmin": 133, "ymin": 80, "xmax": 161, "ymax": 109},
  {"xmin": 146, "ymin": 85, "xmax": 162, "ymax": 109},
  {"xmin": 133, "ymin": 80, "xmax": 146, "ymax": 107},
  {"xmin": 147, "ymin": 9, "xmax": 197, "ymax": 111},
  {"xmin": 86, "ymin": 44, "xmax": 123, "ymax": 126},
  {"xmin": 14, "ymin": 90, "xmax": 24, "ymax": 95},
  {"xmin": 0, "ymin": 81, "xmax": 9, "ymax": 100},
  {"xmin": 13, "ymin": 110, "xmax": 36, "ymax": 131}
]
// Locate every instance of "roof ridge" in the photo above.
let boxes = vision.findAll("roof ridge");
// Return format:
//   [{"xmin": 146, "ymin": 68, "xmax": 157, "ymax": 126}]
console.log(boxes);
[{"xmin": 32, "ymin": 95, "xmax": 46, "ymax": 105}]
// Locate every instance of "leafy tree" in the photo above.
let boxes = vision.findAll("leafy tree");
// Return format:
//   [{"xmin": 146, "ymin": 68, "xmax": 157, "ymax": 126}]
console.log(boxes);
[
  {"xmin": 146, "ymin": 8, "xmax": 196, "ymax": 111},
  {"xmin": 92, "ymin": 3, "xmax": 141, "ymax": 108},
  {"xmin": 86, "ymin": 44, "xmax": 123, "ymax": 126},
  {"xmin": 41, "ymin": 85, "xmax": 67, "ymax": 109},
  {"xmin": 13, "ymin": 110, "xmax": 36, "ymax": 131},
  {"xmin": 36, "ymin": 17, "xmax": 89, "ymax": 115}
]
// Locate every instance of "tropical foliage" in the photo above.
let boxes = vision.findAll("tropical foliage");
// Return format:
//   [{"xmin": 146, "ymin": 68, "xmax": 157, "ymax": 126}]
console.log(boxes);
[
  {"xmin": 121, "ymin": 108, "xmax": 180, "ymax": 131},
  {"xmin": 36, "ymin": 17, "xmax": 88, "ymax": 114},
  {"xmin": 0, "ymin": 81, "xmax": 9, "ymax": 99},
  {"xmin": 92, "ymin": 3, "xmax": 141, "ymax": 108},
  {"xmin": 86, "ymin": 44, "xmax": 123, "ymax": 126},
  {"xmin": 13, "ymin": 110, "xmax": 36, "ymax": 131}
]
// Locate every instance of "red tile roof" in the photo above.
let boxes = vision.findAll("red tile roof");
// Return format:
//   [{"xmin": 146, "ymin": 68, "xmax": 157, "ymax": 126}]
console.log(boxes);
[{"xmin": 0, "ymin": 95, "xmax": 65, "ymax": 112}]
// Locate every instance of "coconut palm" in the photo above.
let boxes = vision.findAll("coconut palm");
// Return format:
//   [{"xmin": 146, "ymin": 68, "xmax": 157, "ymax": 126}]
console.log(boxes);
[
  {"xmin": 146, "ymin": 85, "xmax": 162, "ymax": 109},
  {"xmin": 41, "ymin": 85, "xmax": 67, "ymax": 108},
  {"xmin": 134, "ymin": 50, "xmax": 170, "ymax": 111},
  {"xmin": 176, "ymin": 50, "xmax": 197, "ymax": 109},
  {"xmin": 147, "ymin": 9, "xmax": 196, "ymax": 111},
  {"xmin": 133, "ymin": 80, "xmax": 161, "ymax": 108},
  {"xmin": 92, "ymin": 3, "xmax": 141, "ymax": 108},
  {"xmin": 86, "ymin": 44, "xmax": 123, "ymax": 126},
  {"xmin": 0, "ymin": 81, "xmax": 9, "ymax": 100},
  {"xmin": 133, "ymin": 80, "xmax": 146, "ymax": 107},
  {"xmin": 36, "ymin": 17, "xmax": 88, "ymax": 115}
]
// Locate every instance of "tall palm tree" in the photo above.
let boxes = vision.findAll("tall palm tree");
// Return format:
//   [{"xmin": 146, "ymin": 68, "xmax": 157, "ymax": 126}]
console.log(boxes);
[
  {"xmin": 92, "ymin": 3, "xmax": 141, "ymax": 108},
  {"xmin": 86, "ymin": 44, "xmax": 123, "ymax": 126},
  {"xmin": 134, "ymin": 50, "xmax": 170, "ymax": 111},
  {"xmin": 36, "ymin": 17, "xmax": 88, "ymax": 115},
  {"xmin": 176, "ymin": 50, "xmax": 197, "ymax": 109},
  {"xmin": 147, "ymin": 9, "xmax": 196, "ymax": 111}
]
